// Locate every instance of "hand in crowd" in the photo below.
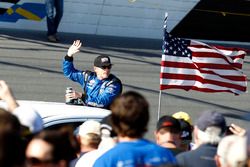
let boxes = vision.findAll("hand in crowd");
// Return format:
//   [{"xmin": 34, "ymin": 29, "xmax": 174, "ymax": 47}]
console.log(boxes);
[
  {"xmin": 229, "ymin": 123, "xmax": 246, "ymax": 136},
  {"xmin": 0, "ymin": 80, "xmax": 13, "ymax": 99},
  {"xmin": 0, "ymin": 80, "xmax": 18, "ymax": 111},
  {"xmin": 67, "ymin": 40, "xmax": 82, "ymax": 57}
]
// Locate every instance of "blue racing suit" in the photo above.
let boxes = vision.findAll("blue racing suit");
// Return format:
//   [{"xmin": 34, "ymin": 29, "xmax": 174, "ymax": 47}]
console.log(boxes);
[{"xmin": 62, "ymin": 55, "xmax": 122, "ymax": 109}]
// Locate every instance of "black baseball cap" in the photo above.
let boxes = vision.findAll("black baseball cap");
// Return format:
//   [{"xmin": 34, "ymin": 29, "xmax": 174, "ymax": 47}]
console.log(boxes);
[
  {"xmin": 157, "ymin": 115, "xmax": 181, "ymax": 132},
  {"xmin": 178, "ymin": 119, "xmax": 193, "ymax": 140},
  {"xmin": 94, "ymin": 55, "xmax": 112, "ymax": 67}
]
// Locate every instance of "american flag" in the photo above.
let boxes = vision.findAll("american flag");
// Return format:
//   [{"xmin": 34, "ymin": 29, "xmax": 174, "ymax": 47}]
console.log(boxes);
[{"xmin": 160, "ymin": 17, "xmax": 247, "ymax": 95}]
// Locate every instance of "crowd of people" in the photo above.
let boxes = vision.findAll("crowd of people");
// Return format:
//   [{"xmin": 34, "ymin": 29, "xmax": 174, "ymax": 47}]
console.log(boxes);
[
  {"xmin": 0, "ymin": 41, "xmax": 249, "ymax": 167},
  {"xmin": 0, "ymin": 78, "xmax": 249, "ymax": 167}
]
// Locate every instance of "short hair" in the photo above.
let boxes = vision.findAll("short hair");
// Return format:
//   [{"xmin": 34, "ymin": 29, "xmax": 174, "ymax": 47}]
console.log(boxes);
[
  {"xmin": 110, "ymin": 91, "xmax": 149, "ymax": 138},
  {"xmin": 226, "ymin": 136, "xmax": 247, "ymax": 167},
  {"xmin": 217, "ymin": 135, "xmax": 247, "ymax": 167},
  {"xmin": 81, "ymin": 133, "xmax": 101, "ymax": 149},
  {"xmin": 33, "ymin": 129, "xmax": 78, "ymax": 163},
  {"xmin": 196, "ymin": 126, "xmax": 223, "ymax": 145}
]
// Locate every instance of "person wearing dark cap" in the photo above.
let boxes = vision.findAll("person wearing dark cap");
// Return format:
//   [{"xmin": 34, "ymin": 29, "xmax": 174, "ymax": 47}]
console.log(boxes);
[
  {"xmin": 155, "ymin": 115, "xmax": 184, "ymax": 156},
  {"xmin": 176, "ymin": 110, "xmax": 227, "ymax": 167},
  {"xmin": 62, "ymin": 40, "xmax": 122, "ymax": 109},
  {"xmin": 177, "ymin": 119, "xmax": 193, "ymax": 151}
]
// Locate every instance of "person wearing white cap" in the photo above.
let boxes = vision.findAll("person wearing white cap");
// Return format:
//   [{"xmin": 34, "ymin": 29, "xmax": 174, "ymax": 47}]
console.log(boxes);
[
  {"xmin": 70, "ymin": 120, "xmax": 102, "ymax": 167},
  {"xmin": 75, "ymin": 115, "xmax": 117, "ymax": 167},
  {"xmin": 77, "ymin": 120, "xmax": 101, "ymax": 153}
]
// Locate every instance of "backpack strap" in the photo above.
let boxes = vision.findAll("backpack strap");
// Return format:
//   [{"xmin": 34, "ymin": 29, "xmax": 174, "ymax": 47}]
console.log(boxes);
[{"xmin": 83, "ymin": 70, "xmax": 91, "ymax": 94}]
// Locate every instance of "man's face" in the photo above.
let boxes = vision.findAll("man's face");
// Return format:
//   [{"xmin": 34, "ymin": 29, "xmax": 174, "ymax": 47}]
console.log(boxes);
[
  {"xmin": 94, "ymin": 65, "xmax": 112, "ymax": 80},
  {"xmin": 26, "ymin": 139, "xmax": 57, "ymax": 167},
  {"xmin": 155, "ymin": 127, "xmax": 181, "ymax": 146}
]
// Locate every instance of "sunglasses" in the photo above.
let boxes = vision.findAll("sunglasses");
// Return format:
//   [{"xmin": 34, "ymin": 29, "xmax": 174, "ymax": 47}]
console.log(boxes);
[
  {"xmin": 100, "ymin": 65, "xmax": 112, "ymax": 69},
  {"xmin": 26, "ymin": 157, "xmax": 55, "ymax": 166}
]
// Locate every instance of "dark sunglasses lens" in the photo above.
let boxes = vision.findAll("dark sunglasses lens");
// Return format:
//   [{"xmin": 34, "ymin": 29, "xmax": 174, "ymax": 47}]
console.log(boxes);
[
  {"xmin": 101, "ymin": 65, "xmax": 111, "ymax": 69},
  {"xmin": 27, "ymin": 157, "xmax": 53, "ymax": 165},
  {"xmin": 27, "ymin": 157, "xmax": 41, "ymax": 165}
]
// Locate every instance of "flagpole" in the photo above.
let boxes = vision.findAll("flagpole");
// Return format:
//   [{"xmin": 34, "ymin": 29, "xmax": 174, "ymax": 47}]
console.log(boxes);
[
  {"xmin": 157, "ymin": 12, "xmax": 167, "ymax": 120},
  {"xmin": 157, "ymin": 90, "xmax": 162, "ymax": 120}
]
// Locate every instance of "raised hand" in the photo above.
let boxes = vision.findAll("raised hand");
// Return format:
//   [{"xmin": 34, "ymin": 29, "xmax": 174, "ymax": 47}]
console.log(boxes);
[
  {"xmin": 229, "ymin": 123, "xmax": 246, "ymax": 136},
  {"xmin": 0, "ymin": 80, "xmax": 19, "ymax": 111},
  {"xmin": 0, "ymin": 80, "xmax": 13, "ymax": 100},
  {"xmin": 67, "ymin": 40, "xmax": 82, "ymax": 57}
]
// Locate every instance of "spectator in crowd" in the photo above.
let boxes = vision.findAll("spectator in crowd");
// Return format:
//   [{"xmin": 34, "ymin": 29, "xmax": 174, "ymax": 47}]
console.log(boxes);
[
  {"xmin": 71, "ymin": 120, "xmax": 102, "ymax": 166},
  {"xmin": 172, "ymin": 111, "xmax": 192, "ymax": 125},
  {"xmin": 0, "ymin": 108, "xmax": 26, "ymax": 167},
  {"xmin": 75, "ymin": 115, "xmax": 117, "ymax": 167},
  {"xmin": 26, "ymin": 128, "xmax": 78, "ymax": 167},
  {"xmin": 178, "ymin": 119, "xmax": 193, "ymax": 151},
  {"xmin": 77, "ymin": 120, "xmax": 101, "ymax": 154},
  {"xmin": 62, "ymin": 40, "xmax": 122, "ymax": 109},
  {"xmin": 226, "ymin": 135, "xmax": 247, "ymax": 167},
  {"xmin": 154, "ymin": 115, "xmax": 184, "ymax": 155},
  {"xmin": 172, "ymin": 111, "xmax": 194, "ymax": 151},
  {"xmin": 215, "ymin": 135, "xmax": 247, "ymax": 167},
  {"xmin": 0, "ymin": 80, "xmax": 43, "ymax": 136},
  {"xmin": 45, "ymin": 0, "xmax": 63, "ymax": 42},
  {"xmin": 176, "ymin": 110, "xmax": 227, "ymax": 167},
  {"xmin": 94, "ymin": 91, "xmax": 176, "ymax": 167},
  {"xmin": 98, "ymin": 114, "xmax": 117, "ymax": 150}
]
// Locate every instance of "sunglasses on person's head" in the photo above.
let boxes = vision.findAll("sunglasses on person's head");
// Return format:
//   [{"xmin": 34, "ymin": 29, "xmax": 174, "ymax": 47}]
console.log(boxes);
[
  {"xmin": 100, "ymin": 65, "xmax": 112, "ymax": 69},
  {"xmin": 26, "ymin": 157, "xmax": 55, "ymax": 166}
]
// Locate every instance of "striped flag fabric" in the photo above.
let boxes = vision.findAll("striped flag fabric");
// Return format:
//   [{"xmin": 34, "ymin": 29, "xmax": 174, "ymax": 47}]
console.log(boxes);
[{"xmin": 160, "ymin": 18, "xmax": 247, "ymax": 95}]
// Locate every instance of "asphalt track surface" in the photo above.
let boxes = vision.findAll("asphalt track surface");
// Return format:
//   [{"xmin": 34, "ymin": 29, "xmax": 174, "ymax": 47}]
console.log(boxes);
[{"xmin": 0, "ymin": 28, "xmax": 250, "ymax": 140}]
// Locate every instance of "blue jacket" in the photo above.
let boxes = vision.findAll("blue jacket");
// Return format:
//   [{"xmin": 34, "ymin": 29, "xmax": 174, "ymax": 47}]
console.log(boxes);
[
  {"xmin": 94, "ymin": 139, "xmax": 177, "ymax": 167},
  {"xmin": 62, "ymin": 56, "xmax": 122, "ymax": 108}
]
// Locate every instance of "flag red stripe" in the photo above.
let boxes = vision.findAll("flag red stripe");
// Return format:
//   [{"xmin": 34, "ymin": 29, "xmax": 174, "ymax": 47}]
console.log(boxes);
[
  {"xmin": 160, "ymin": 72, "xmax": 246, "ymax": 82},
  {"xmin": 161, "ymin": 61, "xmax": 240, "ymax": 70},
  {"xmin": 160, "ymin": 73, "xmax": 246, "ymax": 91},
  {"xmin": 160, "ymin": 85, "xmax": 239, "ymax": 94},
  {"xmin": 192, "ymin": 52, "xmax": 242, "ymax": 69},
  {"xmin": 212, "ymin": 45, "xmax": 247, "ymax": 52}
]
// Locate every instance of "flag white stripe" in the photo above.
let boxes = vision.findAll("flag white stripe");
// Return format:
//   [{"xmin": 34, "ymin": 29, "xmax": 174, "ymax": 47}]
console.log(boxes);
[
  {"xmin": 160, "ymin": 71, "xmax": 246, "ymax": 87},
  {"xmin": 161, "ymin": 67, "xmax": 245, "ymax": 77},
  {"xmin": 162, "ymin": 54, "xmax": 243, "ymax": 69},
  {"xmin": 189, "ymin": 47, "xmax": 246, "ymax": 56},
  {"xmin": 192, "ymin": 57, "xmax": 239, "ymax": 65},
  {"xmin": 160, "ymin": 79, "xmax": 244, "ymax": 94}
]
